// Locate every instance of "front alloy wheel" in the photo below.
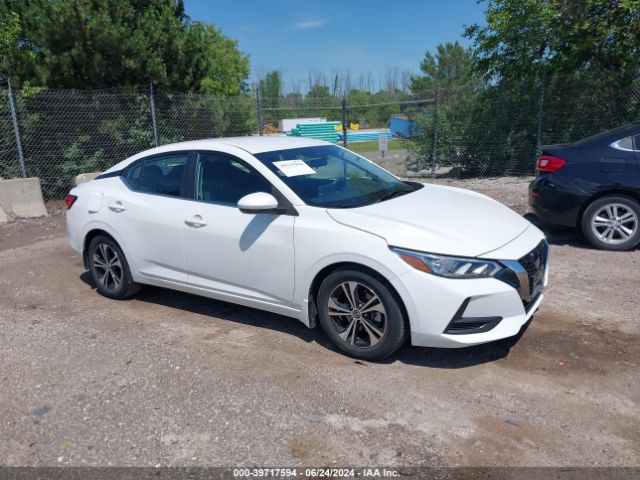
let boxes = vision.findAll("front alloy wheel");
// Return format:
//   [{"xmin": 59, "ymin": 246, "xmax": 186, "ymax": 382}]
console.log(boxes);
[
  {"xmin": 317, "ymin": 269, "xmax": 407, "ymax": 360},
  {"xmin": 327, "ymin": 281, "xmax": 388, "ymax": 348}
]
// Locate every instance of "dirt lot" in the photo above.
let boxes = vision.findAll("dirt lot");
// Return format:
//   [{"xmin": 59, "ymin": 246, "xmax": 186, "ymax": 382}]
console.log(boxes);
[{"xmin": 0, "ymin": 176, "xmax": 639, "ymax": 467}]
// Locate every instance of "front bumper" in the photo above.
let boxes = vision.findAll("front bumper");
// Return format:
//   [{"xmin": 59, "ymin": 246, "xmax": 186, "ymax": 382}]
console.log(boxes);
[{"xmin": 393, "ymin": 227, "xmax": 548, "ymax": 348}]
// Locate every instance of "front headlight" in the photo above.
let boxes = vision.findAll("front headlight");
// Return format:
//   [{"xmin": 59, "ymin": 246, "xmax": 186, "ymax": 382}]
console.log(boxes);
[{"xmin": 391, "ymin": 247, "xmax": 504, "ymax": 278}]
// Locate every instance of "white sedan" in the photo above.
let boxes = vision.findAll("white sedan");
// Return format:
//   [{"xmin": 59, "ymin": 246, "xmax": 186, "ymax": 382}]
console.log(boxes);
[{"xmin": 66, "ymin": 137, "xmax": 548, "ymax": 360}]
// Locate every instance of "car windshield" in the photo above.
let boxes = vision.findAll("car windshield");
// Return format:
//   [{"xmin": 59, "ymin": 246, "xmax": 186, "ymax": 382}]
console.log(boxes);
[{"xmin": 254, "ymin": 145, "xmax": 420, "ymax": 208}]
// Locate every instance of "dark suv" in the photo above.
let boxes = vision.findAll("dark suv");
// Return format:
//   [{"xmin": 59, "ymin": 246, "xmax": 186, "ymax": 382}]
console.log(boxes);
[{"xmin": 529, "ymin": 123, "xmax": 640, "ymax": 251}]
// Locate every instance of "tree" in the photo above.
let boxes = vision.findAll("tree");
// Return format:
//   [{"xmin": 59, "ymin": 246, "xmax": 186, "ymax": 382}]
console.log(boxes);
[
  {"xmin": 0, "ymin": 0, "xmax": 249, "ymax": 94},
  {"xmin": 408, "ymin": 42, "xmax": 481, "ymax": 173},
  {"xmin": 459, "ymin": 0, "xmax": 640, "ymax": 175},
  {"xmin": 193, "ymin": 23, "xmax": 250, "ymax": 95},
  {"xmin": 0, "ymin": 0, "xmax": 252, "ymax": 195},
  {"xmin": 465, "ymin": 0, "xmax": 640, "ymax": 80},
  {"xmin": 259, "ymin": 70, "xmax": 281, "ymax": 99},
  {"xmin": 307, "ymin": 84, "xmax": 331, "ymax": 99},
  {"xmin": 410, "ymin": 41, "xmax": 476, "ymax": 95},
  {"xmin": 0, "ymin": 11, "xmax": 20, "ymax": 75},
  {"xmin": 258, "ymin": 70, "xmax": 281, "ymax": 109}
]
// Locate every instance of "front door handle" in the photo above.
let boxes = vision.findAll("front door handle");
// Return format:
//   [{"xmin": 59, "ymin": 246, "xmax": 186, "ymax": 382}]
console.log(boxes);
[
  {"xmin": 185, "ymin": 215, "xmax": 208, "ymax": 228},
  {"xmin": 108, "ymin": 201, "xmax": 126, "ymax": 213}
]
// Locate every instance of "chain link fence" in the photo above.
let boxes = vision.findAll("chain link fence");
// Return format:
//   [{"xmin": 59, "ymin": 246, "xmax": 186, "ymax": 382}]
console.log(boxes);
[
  {"xmin": 1, "ymin": 71, "xmax": 639, "ymax": 200},
  {"xmin": 409, "ymin": 72, "xmax": 640, "ymax": 177},
  {"xmin": 0, "ymin": 84, "xmax": 256, "ymax": 199},
  {"xmin": 258, "ymin": 94, "xmax": 431, "ymax": 145}
]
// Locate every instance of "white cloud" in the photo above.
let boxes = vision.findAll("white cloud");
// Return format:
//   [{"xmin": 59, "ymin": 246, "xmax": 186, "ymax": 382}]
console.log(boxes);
[{"xmin": 293, "ymin": 19, "xmax": 326, "ymax": 30}]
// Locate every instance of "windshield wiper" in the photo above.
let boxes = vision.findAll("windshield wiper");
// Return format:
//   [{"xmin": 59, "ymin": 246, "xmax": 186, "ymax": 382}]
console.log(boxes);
[
  {"xmin": 324, "ymin": 185, "xmax": 415, "ymax": 209},
  {"xmin": 375, "ymin": 188, "xmax": 414, "ymax": 203}
]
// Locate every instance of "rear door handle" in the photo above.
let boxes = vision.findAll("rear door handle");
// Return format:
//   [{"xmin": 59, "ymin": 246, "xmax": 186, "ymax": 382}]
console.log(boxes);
[
  {"xmin": 185, "ymin": 215, "xmax": 208, "ymax": 228},
  {"xmin": 108, "ymin": 201, "xmax": 126, "ymax": 213}
]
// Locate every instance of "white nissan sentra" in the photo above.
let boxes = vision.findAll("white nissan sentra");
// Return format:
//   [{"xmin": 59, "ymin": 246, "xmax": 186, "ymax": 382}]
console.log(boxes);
[{"xmin": 66, "ymin": 137, "xmax": 548, "ymax": 360}]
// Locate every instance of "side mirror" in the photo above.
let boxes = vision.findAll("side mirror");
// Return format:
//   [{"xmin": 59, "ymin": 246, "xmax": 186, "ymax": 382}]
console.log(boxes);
[{"xmin": 237, "ymin": 192, "xmax": 279, "ymax": 213}]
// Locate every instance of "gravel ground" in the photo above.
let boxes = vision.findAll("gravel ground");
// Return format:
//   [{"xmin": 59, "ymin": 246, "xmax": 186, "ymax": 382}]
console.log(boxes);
[{"xmin": 0, "ymin": 176, "xmax": 639, "ymax": 468}]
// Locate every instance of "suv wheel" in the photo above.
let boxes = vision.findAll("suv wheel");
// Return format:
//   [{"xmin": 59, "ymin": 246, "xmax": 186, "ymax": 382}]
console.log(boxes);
[
  {"xmin": 581, "ymin": 195, "xmax": 640, "ymax": 251},
  {"xmin": 317, "ymin": 268, "xmax": 408, "ymax": 360},
  {"xmin": 88, "ymin": 235, "xmax": 140, "ymax": 299}
]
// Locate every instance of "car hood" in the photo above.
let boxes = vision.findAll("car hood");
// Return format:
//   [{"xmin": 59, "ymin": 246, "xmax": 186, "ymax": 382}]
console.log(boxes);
[{"xmin": 327, "ymin": 184, "xmax": 531, "ymax": 257}]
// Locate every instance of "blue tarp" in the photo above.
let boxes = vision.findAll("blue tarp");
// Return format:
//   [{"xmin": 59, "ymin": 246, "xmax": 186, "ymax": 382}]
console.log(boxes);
[{"xmin": 390, "ymin": 117, "xmax": 417, "ymax": 138}]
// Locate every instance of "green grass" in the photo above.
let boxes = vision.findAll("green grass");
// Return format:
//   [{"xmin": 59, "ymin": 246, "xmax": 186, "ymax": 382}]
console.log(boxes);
[{"xmin": 345, "ymin": 139, "xmax": 409, "ymax": 154}]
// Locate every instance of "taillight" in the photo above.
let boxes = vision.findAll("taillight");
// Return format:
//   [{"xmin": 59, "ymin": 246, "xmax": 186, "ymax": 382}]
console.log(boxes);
[
  {"xmin": 65, "ymin": 194, "xmax": 78, "ymax": 209},
  {"xmin": 536, "ymin": 155, "xmax": 566, "ymax": 173}
]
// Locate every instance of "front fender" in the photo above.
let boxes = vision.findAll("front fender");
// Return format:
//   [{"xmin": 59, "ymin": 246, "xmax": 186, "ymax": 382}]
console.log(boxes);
[{"xmin": 296, "ymin": 246, "xmax": 415, "ymax": 329}]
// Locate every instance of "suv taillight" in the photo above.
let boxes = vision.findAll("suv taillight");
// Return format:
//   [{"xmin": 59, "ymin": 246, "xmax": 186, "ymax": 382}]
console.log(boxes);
[
  {"xmin": 536, "ymin": 155, "xmax": 566, "ymax": 173},
  {"xmin": 65, "ymin": 194, "xmax": 78, "ymax": 209}
]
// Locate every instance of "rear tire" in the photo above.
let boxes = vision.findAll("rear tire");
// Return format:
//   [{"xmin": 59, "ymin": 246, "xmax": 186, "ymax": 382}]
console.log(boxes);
[
  {"xmin": 88, "ymin": 235, "xmax": 140, "ymax": 299},
  {"xmin": 581, "ymin": 196, "xmax": 640, "ymax": 251},
  {"xmin": 317, "ymin": 268, "xmax": 408, "ymax": 360}
]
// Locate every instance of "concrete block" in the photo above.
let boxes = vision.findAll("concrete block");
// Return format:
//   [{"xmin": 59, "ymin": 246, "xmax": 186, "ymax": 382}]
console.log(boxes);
[
  {"xmin": 0, "ymin": 178, "xmax": 48, "ymax": 221},
  {"xmin": 0, "ymin": 204, "xmax": 7, "ymax": 223},
  {"xmin": 74, "ymin": 172, "xmax": 101, "ymax": 185}
]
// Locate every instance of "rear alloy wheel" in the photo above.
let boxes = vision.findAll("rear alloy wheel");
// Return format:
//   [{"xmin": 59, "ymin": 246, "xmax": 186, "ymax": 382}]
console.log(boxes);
[
  {"xmin": 88, "ymin": 235, "xmax": 140, "ymax": 299},
  {"xmin": 317, "ymin": 269, "xmax": 407, "ymax": 360},
  {"xmin": 582, "ymin": 196, "xmax": 640, "ymax": 251}
]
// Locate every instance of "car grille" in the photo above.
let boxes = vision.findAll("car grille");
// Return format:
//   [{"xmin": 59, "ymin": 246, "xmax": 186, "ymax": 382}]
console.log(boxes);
[{"xmin": 518, "ymin": 240, "xmax": 548, "ymax": 300}]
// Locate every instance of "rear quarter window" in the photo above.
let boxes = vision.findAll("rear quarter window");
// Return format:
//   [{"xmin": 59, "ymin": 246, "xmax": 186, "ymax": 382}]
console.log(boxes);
[
  {"xmin": 122, "ymin": 154, "xmax": 189, "ymax": 197},
  {"xmin": 614, "ymin": 136, "xmax": 634, "ymax": 151},
  {"xmin": 124, "ymin": 163, "xmax": 143, "ymax": 189}
]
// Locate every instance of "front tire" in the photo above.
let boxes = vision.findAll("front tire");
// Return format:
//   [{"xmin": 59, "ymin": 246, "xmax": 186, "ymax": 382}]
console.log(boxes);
[
  {"xmin": 581, "ymin": 196, "xmax": 640, "ymax": 251},
  {"xmin": 317, "ymin": 268, "xmax": 408, "ymax": 360},
  {"xmin": 88, "ymin": 235, "xmax": 140, "ymax": 299}
]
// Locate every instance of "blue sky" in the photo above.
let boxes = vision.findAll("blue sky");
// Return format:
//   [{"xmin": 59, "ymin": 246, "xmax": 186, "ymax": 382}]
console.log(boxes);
[{"xmin": 184, "ymin": 0, "xmax": 486, "ymax": 91}]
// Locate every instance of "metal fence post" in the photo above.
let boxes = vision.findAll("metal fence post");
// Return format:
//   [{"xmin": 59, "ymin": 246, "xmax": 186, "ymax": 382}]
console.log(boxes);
[
  {"xmin": 7, "ymin": 77, "xmax": 27, "ymax": 178},
  {"xmin": 341, "ymin": 95, "xmax": 347, "ymax": 147},
  {"xmin": 255, "ymin": 89, "xmax": 263, "ymax": 136},
  {"xmin": 431, "ymin": 84, "xmax": 439, "ymax": 178},
  {"xmin": 535, "ymin": 75, "xmax": 545, "ymax": 159},
  {"xmin": 149, "ymin": 82, "xmax": 159, "ymax": 147}
]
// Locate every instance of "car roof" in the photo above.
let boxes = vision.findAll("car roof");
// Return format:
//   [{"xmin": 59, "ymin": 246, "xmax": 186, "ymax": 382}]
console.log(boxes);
[
  {"xmin": 573, "ymin": 122, "xmax": 640, "ymax": 146},
  {"xmin": 148, "ymin": 136, "xmax": 328, "ymax": 154},
  {"xmin": 101, "ymin": 136, "xmax": 331, "ymax": 174}
]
